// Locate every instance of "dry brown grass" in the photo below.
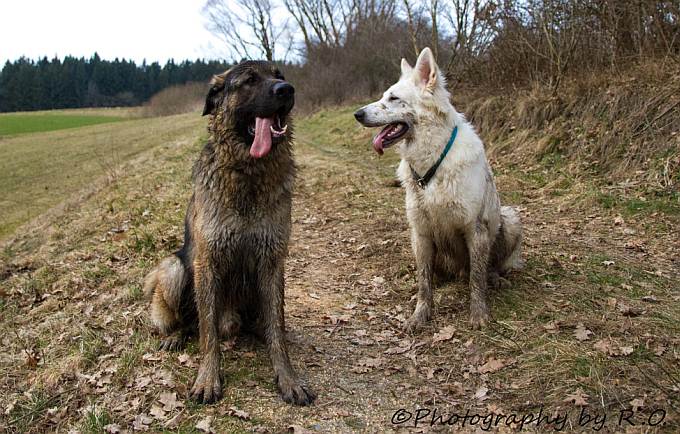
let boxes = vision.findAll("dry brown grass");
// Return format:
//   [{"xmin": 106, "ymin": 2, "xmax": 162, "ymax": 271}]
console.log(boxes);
[
  {"xmin": 141, "ymin": 82, "xmax": 206, "ymax": 117},
  {"xmin": 460, "ymin": 61, "xmax": 680, "ymax": 188},
  {"xmin": 0, "ymin": 104, "xmax": 678, "ymax": 432}
]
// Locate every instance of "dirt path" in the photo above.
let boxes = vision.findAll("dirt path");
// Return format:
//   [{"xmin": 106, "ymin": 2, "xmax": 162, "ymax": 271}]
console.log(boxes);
[
  {"xmin": 1, "ymin": 112, "xmax": 678, "ymax": 433},
  {"xmin": 255, "ymin": 132, "xmax": 679, "ymax": 432}
]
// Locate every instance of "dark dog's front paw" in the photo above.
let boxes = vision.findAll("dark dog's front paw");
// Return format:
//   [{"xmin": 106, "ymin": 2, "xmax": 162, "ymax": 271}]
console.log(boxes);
[
  {"xmin": 470, "ymin": 308, "xmax": 490, "ymax": 330},
  {"xmin": 190, "ymin": 367, "xmax": 223, "ymax": 404},
  {"xmin": 277, "ymin": 375, "xmax": 316, "ymax": 406}
]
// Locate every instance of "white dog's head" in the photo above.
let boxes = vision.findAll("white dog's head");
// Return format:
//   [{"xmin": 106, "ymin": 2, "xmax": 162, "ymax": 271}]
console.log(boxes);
[{"xmin": 354, "ymin": 47, "xmax": 450, "ymax": 155}]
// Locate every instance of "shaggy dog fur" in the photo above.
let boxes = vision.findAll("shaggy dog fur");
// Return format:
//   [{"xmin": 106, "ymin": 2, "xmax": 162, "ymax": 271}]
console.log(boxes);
[
  {"xmin": 143, "ymin": 61, "xmax": 315, "ymax": 405},
  {"xmin": 355, "ymin": 48, "xmax": 522, "ymax": 330}
]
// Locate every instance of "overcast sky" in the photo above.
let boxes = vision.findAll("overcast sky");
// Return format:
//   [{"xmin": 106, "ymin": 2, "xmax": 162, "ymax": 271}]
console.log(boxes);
[{"xmin": 0, "ymin": 0, "xmax": 225, "ymax": 65}]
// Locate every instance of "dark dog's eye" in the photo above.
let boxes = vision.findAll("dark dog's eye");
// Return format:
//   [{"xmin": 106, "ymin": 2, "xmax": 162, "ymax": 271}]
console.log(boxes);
[
  {"xmin": 245, "ymin": 75, "xmax": 258, "ymax": 85},
  {"xmin": 389, "ymin": 95, "xmax": 399, "ymax": 102}
]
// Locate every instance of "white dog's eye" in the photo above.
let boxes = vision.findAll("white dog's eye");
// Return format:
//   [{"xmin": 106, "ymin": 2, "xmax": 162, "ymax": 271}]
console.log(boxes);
[{"xmin": 388, "ymin": 95, "xmax": 399, "ymax": 102}]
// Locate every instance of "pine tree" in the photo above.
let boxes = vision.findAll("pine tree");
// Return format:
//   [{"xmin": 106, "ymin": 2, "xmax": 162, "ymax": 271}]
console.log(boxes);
[{"xmin": 0, "ymin": 54, "xmax": 229, "ymax": 112}]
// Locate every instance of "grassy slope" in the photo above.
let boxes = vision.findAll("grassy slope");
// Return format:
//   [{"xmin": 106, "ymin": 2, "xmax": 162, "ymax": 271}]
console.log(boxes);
[
  {"xmin": 0, "ymin": 114, "xmax": 124, "ymax": 136},
  {"xmin": 0, "ymin": 113, "xmax": 202, "ymax": 238},
  {"xmin": 0, "ymin": 106, "xmax": 678, "ymax": 433},
  {"xmin": 0, "ymin": 108, "xmax": 142, "ymax": 136}
]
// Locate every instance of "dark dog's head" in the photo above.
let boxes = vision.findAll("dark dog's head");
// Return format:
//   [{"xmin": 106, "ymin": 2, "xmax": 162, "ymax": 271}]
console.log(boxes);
[{"xmin": 203, "ymin": 61, "xmax": 294, "ymax": 159}]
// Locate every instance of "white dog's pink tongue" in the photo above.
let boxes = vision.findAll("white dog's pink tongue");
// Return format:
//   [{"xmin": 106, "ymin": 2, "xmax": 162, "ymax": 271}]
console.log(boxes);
[
  {"xmin": 372, "ymin": 126, "xmax": 392, "ymax": 155},
  {"xmin": 250, "ymin": 117, "xmax": 273, "ymax": 158}
]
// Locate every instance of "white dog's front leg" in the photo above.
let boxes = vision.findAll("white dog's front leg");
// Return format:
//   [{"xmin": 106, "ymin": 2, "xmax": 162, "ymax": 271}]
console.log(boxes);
[
  {"xmin": 404, "ymin": 228, "xmax": 435, "ymax": 332},
  {"xmin": 466, "ymin": 224, "xmax": 492, "ymax": 329}
]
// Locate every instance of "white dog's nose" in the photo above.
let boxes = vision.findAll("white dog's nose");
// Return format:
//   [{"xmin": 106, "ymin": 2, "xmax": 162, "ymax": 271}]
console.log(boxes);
[{"xmin": 354, "ymin": 109, "xmax": 366, "ymax": 123}]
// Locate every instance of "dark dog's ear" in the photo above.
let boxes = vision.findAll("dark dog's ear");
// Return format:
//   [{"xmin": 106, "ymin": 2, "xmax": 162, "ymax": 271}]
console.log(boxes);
[{"xmin": 202, "ymin": 72, "xmax": 228, "ymax": 116}]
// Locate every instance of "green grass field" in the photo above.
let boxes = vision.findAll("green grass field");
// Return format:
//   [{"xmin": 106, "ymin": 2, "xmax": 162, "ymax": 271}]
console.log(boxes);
[
  {"xmin": 0, "ymin": 112, "xmax": 202, "ymax": 238},
  {"xmin": 0, "ymin": 107, "xmax": 144, "ymax": 136}
]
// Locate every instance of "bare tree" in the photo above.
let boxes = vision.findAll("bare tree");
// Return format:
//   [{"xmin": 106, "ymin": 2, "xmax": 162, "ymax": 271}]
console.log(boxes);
[
  {"xmin": 429, "ymin": 0, "xmax": 440, "ymax": 59},
  {"xmin": 439, "ymin": 0, "xmax": 496, "ymax": 81},
  {"xmin": 402, "ymin": 0, "xmax": 423, "ymax": 57},
  {"xmin": 283, "ymin": 0, "xmax": 355, "ymax": 49},
  {"xmin": 203, "ymin": 0, "xmax": 290, "ymax": 61}
]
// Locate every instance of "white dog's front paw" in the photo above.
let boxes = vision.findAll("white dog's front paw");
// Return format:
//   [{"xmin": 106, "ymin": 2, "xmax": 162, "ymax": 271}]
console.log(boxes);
[{"xmin": 403, "ymin": 304, "xmax": 432, "ymax": 332}]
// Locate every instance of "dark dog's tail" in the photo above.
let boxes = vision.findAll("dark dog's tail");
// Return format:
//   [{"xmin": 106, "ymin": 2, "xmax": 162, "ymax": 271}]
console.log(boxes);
[{"xmin": 143, "ymin": 255, "xmax": 189, "ymax": 334}]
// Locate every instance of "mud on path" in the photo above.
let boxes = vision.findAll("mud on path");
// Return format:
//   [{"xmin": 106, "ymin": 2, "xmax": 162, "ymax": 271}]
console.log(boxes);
[{"xmin": 1, "ymin": 110, "xmax": 678, "ymax": 433}]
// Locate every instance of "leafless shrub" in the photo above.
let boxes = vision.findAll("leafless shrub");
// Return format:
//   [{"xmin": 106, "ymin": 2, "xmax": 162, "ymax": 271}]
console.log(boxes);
[
  {"xmin": 200, "ymin": 0, "xmax": 679, "ymax": 179},
  {"xmin": 464, "ymin": 0, "xmax": 679, "ymax": 91},
  {"xmin": 203, "ymin": 0, "xmax": 679, "ymax": 95},
  {"xmin": 285, "ymin": 1, "xmax": 416, "ymax": 111}
]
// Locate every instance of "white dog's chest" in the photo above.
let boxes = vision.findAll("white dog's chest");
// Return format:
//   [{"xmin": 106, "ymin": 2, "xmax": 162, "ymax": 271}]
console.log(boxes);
[
  {"xmin": 425, "ymin": 187, "xmax": 472, "ymax": 221},
  {"xmin": 406, "ymin": 177, "xmax": 479, "ymax": 231}
]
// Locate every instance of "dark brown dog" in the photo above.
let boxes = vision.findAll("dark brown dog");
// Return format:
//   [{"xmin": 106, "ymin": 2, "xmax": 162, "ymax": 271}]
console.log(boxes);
[{"xmin": 143, "ymin": 61, "xmax": 315, "ymax": 406}]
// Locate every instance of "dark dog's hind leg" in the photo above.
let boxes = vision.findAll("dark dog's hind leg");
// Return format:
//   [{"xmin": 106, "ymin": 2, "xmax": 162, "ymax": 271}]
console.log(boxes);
[{"xmin": 144, "ymin": 255, "xmax": 190, "ymax": 335}]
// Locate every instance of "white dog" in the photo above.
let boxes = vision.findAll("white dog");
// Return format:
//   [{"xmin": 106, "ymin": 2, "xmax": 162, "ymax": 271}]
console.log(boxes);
[{"xmin": 354, "ymin": 47, "xmax": 522, "ymax": 330}]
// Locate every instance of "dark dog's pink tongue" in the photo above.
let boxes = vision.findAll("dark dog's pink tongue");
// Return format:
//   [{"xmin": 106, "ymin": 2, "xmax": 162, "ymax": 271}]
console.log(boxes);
[{"xmin": 251, "ymin": 117, "xmax": 274, "ymax": 158}]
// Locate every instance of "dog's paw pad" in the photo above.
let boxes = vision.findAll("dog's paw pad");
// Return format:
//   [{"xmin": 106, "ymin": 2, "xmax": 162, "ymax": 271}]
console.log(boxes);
[
  {"xmin": 403, "ymin": 306, "xmax": 432, "ymax": 333},
  {"xmin": 190, "ymin": 369, "xmax": 223, "ymax": 404},
  {"xmin": 190, "ymin": 381, "xmax": 223, "ymax": 404},
  {"xmin": 403, "ymin": 318, "xmax": 425, "ymax": 333},
  {"xmin": 277, "ymin": 377, "xmax": 316, "ymax": 406}
]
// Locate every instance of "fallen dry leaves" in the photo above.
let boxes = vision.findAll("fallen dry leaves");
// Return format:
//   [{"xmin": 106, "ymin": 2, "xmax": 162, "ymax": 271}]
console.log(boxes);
[
  {"xmin": 195, "ymin": 415, "xmax": 214, "ymax": 433},
  {"xmin": 574, "ymin": 323, "xmax": 594, "ymax": 341},
  {"xmin": 432, "ymin": 325, "xmax": 457, "ymax": 344},
  {"xmin": 2, "ymin": 107, "xmax": 679, "ymax": 433},
  {"xmin": 474, "ymin": 386, "xmax": 489, "ymax": 401},
  {"xmin": 564, "ymin": 389, "xmax": 589, "ymax": 406},
  {"xmin": 478, "ymin": 357, "xmax": 515, "ymax": 374},
  {"xmin": 593, "ymin": 339, "xmax": 636, "ymax": 357}
]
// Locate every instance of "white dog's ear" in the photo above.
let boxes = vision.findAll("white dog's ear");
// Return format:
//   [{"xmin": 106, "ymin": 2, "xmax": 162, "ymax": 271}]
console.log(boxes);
[
  {"xmin": 400, "ymin": 58, "xmax": 413, "ymax": 75},
  {"xmin": 414, "ymin": 47, "xmax": 438, "ymax": 92}
]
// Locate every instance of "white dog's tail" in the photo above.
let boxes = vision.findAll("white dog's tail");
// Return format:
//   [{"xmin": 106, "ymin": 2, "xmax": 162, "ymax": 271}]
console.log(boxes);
[{"xmin": 500, "ymin": 206, "xmax": 524, "ymax": 272}]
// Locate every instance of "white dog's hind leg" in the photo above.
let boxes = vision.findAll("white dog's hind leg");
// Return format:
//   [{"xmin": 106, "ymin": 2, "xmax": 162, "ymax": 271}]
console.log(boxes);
[
  {"xmin": 467, "ymin": 225, "xmax": 492, "ymax": 329},
  {"xmin": 499, "ymin": 206, "xmax": 524, "ymax": 272}
]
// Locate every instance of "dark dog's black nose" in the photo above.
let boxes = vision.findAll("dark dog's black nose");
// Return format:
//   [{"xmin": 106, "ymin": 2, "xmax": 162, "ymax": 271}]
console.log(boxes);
[
  {"xmin": 273, "ymin": 82, "xmax": 294, "ymax": 98},
  {"xmin": 354, "ymin": 109, "xmax": 365, "ymax": 122}
]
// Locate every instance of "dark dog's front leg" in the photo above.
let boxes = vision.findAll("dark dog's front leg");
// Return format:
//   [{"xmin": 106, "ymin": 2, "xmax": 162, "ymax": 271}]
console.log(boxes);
[
  {"xmin": 190, "ymin": 250, "xmax": 223, "ymax": 404},
  {"xmin": 404, "ymin": 230, "xmax": 435, "ymax": 332},
  {"xmin": 259, "ymin": 257, "xmax": 315, "ymax": 406},
  {"xmin": 467, "ymin": 226, "xmax": 491, "ymax": 329}
]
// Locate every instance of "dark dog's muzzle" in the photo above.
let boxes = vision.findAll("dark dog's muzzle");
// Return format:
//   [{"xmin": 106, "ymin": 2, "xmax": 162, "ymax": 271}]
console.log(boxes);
[{"xmin": 272, "ymin": 82, "xmax": 294, "ymax": 99}]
